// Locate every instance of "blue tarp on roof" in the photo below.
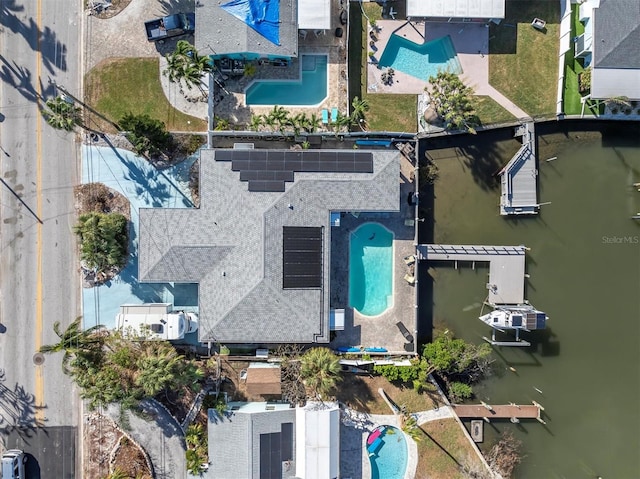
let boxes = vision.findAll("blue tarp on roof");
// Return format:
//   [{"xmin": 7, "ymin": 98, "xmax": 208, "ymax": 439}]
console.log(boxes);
[{"xmin": 221, "ymin": 0, "xmax": 280, "ymax": 46}]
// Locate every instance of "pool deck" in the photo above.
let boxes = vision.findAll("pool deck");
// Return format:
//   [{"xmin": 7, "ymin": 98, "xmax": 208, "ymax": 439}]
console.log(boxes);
[
  {"xmin": 330, "ymin": 151, "xmax": 418, "ymax": 354},
  {"xmin": 340, "ymin": 405, "xmax": 471, "ymax": 479}
]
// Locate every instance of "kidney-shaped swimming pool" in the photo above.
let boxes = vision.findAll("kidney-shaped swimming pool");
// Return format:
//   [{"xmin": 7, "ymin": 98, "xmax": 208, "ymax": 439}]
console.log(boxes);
[{"xmin": 367, "ymin": 425, "xmax": 408, "ymax": 479}]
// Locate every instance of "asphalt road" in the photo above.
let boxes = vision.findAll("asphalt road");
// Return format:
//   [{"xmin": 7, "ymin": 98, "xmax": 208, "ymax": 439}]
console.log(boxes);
[{"xmin": 0, "ymin": 0, "xmax": 81, "ymax": 475}]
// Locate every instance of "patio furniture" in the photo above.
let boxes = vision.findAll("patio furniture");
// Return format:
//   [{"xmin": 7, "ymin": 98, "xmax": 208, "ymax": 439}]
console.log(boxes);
[
  {"xmin": 367, "ymin": 436, "xmax": 383, "ymax": 454},
  {"xmin": 531, "ymin": 18, "xmax": 546, "ymax": 30},
  {"xmin": 299, "ymin": 29, "xmax": 308, "ymax": 40},
  {"xmin": 314, "ymin": 29, "xmax": 325, "ymax": 37},
  {"xmin": 404, "ymin": 273, "xmax": 416, "ymax": 284},
  {"xmin": 396, "ymin": 321, "xmax": 415, "ymax": 343},
  {"xmin": 403, "ymin": 254, "xmax": 416, "ymax": 266},
  {"xmin": 321, "ymin": 109, "xmax": 329, "ymax": 124},
  {"xmin": 367, "ymin": 429, "xmax": 382, "ymax": 444},
  {"xmin": 335, "ymin": 27, "xmax": 343, "ymax": 38},
  {"xmin": 331, "ymin": 107, "xmax": 338, "ymax": 122}
]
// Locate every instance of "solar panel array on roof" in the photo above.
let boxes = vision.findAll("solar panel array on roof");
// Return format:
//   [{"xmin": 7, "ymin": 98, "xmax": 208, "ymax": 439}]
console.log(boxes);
[
  {"xmin": 281, "ymin": 422, "xmax": 293, "ymax": 461},
  {"xmin": 259, "ymin": 433, "xmax": 282, "ymax": 479},
  {"xmin": 283, "ymin": 227, "xmax": 323, "ymax": 289},
  {"xmin": 215, "ymin": 149, "xmax": 374, "ymax": 191}
]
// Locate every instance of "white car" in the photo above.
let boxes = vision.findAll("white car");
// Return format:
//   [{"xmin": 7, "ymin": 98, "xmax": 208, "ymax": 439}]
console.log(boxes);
[{"xmin": 1, "ymin": 449, "xmax": 26, "ymax": 479}]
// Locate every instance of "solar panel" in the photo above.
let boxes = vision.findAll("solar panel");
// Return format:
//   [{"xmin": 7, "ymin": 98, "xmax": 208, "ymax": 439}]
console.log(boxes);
[
  {"xmin": 248, "ymin": 180, "xmax": 285, "ymax": 192},
  {"xmin": 281, "ymin": 423, "xmax": 293, "ymax": 461},
  {"xmin": 283, "ymin": 227, "xmax": 323, "ymax": 289},
  {"xmin": 259, "ymin": 432, "xmax": 282, "ymax": 479},
  {"xmin": 216, "ymin": 149, "xmax": 374, "ymax": 190}
]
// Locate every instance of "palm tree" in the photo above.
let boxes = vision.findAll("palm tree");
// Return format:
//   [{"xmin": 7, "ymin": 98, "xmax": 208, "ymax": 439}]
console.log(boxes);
[
  {"xmin": 164, "ymin": 41, "xmax": 212, "ymax": 97},
  {"xmin": 186, "ymin": 423, "xmax": 205, "ymax": 448},
  {"xmin": 332, "ymin": 111, "xmax": 353, "ymax": 136},
  {"xmin": 350, "ymin": 96, "xmax": 370, "ymax": 124},
  {"xmin": 268, "ymin": 105, "xmax": 289, "ymax": 133},
  {"xmin": 304, "ymin": 113, "xmax": 321, "ymax": 133},
  {"xmin": 40, "ymin": 317, "xmax": 105, "ymax": 373},
  {"xmin": 43, "ymin": 96, "xmax": 82, "ymax": 131},
  {"xmin": 300, "ymin": 347, "xmax": 341, "ymax": 398},
  {"xmin": 102, "ymin": 469, "xmax": 129, "ymax": 479},
  {"xmin": 135, "ymin": 342, "xmax": 204, "ymax": 397},
  {"xmin": 248, "ymin": 114, "xmax": 264, "ymax": 132},
  {"xmin": 186, "ymin": 448, "xmax": 205, "ymax": 476},
  {"xmin": 262, "ymin": 112, "xmax": 277, "ymax": 132}
]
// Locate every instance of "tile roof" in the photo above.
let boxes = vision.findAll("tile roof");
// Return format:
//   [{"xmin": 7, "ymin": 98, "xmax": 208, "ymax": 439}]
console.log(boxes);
[{"xmin": 138, "ymin": 149, "xmax": 400, "ymax": 344}]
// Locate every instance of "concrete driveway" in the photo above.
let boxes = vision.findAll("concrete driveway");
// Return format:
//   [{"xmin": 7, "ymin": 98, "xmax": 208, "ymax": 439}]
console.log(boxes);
[{"xmin": 85, "ymin": 0, "xmax": 196, "ymax": 71}]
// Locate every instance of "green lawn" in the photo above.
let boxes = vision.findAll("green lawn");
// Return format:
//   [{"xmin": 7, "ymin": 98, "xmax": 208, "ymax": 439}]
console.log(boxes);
[
  {"xmin": 417, "ymin": 418, "xmax": 486, "ymax": 479},
  {"xmin": 85, "ymin": 58, "xmax": 206, "ymax": 133},
  {"xmin": 489, "ymin": 0, "xmax": 560, "ymax": 117},
  {"xmin": 473, "ymin": 95, "xmax": 516, "ymax": 126},
  {"xmin": 348, "ymin": 2, "xmax": 417, "ymax": 132}
]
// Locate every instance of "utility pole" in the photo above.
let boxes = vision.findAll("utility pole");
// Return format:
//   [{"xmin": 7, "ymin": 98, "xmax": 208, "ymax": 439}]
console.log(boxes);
[{"xmin": 49, "ymin": 78, "xmax": 121, "ymax": 131}]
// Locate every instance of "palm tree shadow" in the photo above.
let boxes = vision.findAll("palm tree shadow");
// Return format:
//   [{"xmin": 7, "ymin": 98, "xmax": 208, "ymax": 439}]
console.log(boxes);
[{"xmin": 418, "ymin": 424, "xmax": 463, "ymax": 468}]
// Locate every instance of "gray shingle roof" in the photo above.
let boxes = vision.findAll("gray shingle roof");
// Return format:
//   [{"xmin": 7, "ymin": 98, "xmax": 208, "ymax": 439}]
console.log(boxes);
[
  {"xmin": 138, "ymin": 149, "xmax": 400, "ymax": 344},
  {"xmin": 593, "ymin": 0, "xmax": 640, "ymax": 69},
  {"xmin": 195, "ymin": 0, "xmax": 299, "ymax": 58},
  {"xmin": 208, "ymin": 406, "xmax": 296, "ymax": 479}
]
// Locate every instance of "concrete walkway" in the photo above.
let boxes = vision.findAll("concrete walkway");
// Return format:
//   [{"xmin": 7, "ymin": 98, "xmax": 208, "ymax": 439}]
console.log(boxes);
[{"xmin": 105, "ymin": 399, "xmax": 186, "ymax": 479}]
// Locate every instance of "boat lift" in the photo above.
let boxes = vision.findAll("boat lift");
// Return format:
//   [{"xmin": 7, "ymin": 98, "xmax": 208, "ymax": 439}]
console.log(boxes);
[{"xmin": 483, "ymin": 326, "xmax": 532, "ymax": 347}]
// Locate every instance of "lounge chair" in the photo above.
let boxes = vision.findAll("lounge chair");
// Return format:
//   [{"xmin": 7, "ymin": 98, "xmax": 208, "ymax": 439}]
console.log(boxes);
[
  {"xmin": 299, "ymin": 29, "xmax": 308, "ymax": 40},
  {"xmin": 367, "ymin": 436, "xmax": 383, "ymax": 453},
  {"xmin": 321, "ymin": 109, "xmax": 329, "ymax": 125},
  {"xmin": 367, "ymin": 429, "xmax": 382, "ymax": 445},
  {"xmin": 404, "ymin": 273, "xmax": 416, "ymax": 285},
  {"xmin": 331, "ymin": 107, "xmax": 338, "ymax": 123},
  {"xmin": 404, "ymin": 254, "xmax": 416, "ymax": 266}
]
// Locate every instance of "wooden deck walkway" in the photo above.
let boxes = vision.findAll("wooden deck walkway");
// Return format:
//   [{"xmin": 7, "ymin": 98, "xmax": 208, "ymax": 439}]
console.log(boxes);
[
  {"xmin": 500, "ymin": 121, "xmax": 539, "ymax": 216},
  {"xmin": 452, "ymin": 402, "xmax": 544, "ymax": 421},
  {"xmin": 416, "ymin": 244, "xmax": 527, "ymax": 305}
]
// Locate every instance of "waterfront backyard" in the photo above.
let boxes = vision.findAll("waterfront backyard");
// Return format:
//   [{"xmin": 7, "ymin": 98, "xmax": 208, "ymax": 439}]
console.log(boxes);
[
  {"xmin": 419, "ymin": 122, "xmax": 640, "ymax": 477},
  {"xmin": 351, "ymin": 0, "xmax": 561, "ymax": 133}
]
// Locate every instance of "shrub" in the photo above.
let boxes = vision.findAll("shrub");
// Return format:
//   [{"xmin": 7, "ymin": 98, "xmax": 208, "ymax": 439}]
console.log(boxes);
[
  {"xmin": 74, "ymin": 212, "xmax": 128, "ymax": 273},
  {"xmin": 448, "ymin": 381, "xmax": 473, "ymax": 402},
  {"xmin": 119, "ymin": 113, "xmax": 172, "ymax": 157},
  {"xmin": 373, "ymin": 364, "xmax": 419, "ymax": 383}
]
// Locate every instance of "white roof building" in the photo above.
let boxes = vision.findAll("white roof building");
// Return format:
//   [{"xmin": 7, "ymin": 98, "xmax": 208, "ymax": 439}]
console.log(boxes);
[
  {"xmin": 295, "ymin": 403, "xmax": 340, "ymax": 479},
  {"xmin": 407, "ymin": 0, "xmax": 505, "ymax": 21},
  {"xmin": 298, "ymin": 0, "xmax": 331, "ymax": 30}
]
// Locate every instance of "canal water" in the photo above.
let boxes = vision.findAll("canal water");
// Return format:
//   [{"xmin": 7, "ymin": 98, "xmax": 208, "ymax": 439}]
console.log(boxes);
[{"xmin": 419, "ymin": 121, "xmax": 640, "ymax": 478}]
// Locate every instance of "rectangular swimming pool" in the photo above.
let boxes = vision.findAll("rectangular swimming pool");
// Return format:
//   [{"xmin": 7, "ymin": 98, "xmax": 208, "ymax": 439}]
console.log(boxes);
[
  {"xmin": 378, "ymin": 34, "xmax": 462, "ymax": 81},
  {"xmin": 245, "ymin": 54, "xmax": 328, "ymax": 106}
]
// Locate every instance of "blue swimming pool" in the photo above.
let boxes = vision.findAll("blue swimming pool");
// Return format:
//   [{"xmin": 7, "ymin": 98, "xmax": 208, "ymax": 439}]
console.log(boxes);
[
  {"xmin": 379, "ymin": 34, "xmax": 462, "ymax": 81},
  {"xmin": 349, "ymin": 223, "xmax": 394, "ymax": 317},
  {"xmin": 367, "ymin": 426, "xmax": 408, "ymax": 479},
  {"xmin": 245, "ymin": 55, "xmax": 328, "ymax": 106}
]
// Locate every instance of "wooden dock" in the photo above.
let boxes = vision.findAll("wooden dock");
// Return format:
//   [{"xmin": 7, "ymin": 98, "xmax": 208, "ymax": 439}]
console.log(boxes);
[
  {"xmin": 416, "ymin": 244, "xmax": 527, "ymax": 305},
  {"xmin": 452, "ymin": 402, "xmax": 544, "ymax": 422},
  {"xmin": 500, "ymin": 121, "xmax": 539, "ymax": 216}
]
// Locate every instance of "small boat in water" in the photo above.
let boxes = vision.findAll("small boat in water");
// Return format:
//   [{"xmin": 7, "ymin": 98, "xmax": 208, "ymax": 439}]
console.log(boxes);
[{"xmin": 479, "ymin": 304, "xmax": 548, "ymax": 347}]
